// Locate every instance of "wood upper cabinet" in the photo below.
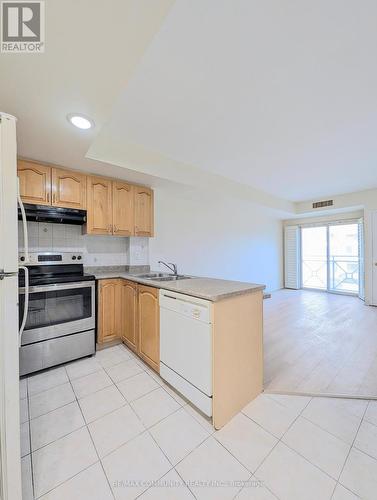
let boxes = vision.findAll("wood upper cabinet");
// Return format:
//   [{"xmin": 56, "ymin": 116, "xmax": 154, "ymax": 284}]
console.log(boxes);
[
  {"xmin": 112, "ymin": 181, "xmax": 134, "ymax": 236},
  {"xmin": 17, "ymin": 160, "xmax": 51, "ymax": 205},
  {"xmin": 138, "ymin": 285, "xmax": 159, "ymax": 372},
  {"xmin": 17, "ymin": 158, "xmax": 155, "ymax": 237},
  {"xmin": 86, "ymin": 176, "xmax": 113, "ymax": 235},
  {"xmin": 98, "ymin": 279, "xmax": 121, "ymax": 344},
  {"xmin": 52, "ymin": 168, "xmax": 86, "ymax": 209},
  {"xmin": 119, "ymin": 280, "xmax": 138, "ymax": 352},
  {"xmin": 134, "ymin": 186, "xmax": 154, "ymax": 237}
]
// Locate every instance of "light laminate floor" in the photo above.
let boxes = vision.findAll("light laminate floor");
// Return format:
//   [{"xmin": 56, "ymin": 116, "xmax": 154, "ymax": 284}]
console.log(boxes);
[
  {"xmin": 20, "ymin": 345, "xmax": 377, "ymax": 499},
  {"xmin": 264, "ymin": 289, "xmax": 377, "ymax": 397}
]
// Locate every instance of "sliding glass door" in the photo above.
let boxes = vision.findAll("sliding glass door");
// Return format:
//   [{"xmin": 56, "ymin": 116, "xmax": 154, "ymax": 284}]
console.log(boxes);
[
  {"xmin": 301, "ymin": 222, "xmax": 360, "ymax": 295},
  {"xmin": 301, "ymin": 226, "xmax": 328, "ymax": 290}
]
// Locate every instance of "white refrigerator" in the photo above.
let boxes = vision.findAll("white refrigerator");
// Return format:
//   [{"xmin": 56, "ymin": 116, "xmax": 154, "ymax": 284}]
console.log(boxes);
[{"xmin": 0, "ymin": 113, "xmax": 24, "ymax": 500}]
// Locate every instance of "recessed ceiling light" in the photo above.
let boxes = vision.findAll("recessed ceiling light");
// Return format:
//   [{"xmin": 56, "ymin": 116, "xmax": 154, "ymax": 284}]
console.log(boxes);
[{"xmin": 67, "ymin": 113, "xmax": 94, "ymax": 130}]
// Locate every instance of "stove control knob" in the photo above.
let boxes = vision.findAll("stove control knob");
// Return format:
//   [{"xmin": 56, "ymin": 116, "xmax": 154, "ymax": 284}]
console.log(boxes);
[
  {"xmin": 72, "ymin": 255, "xmax": 77, "ymax": 260},
  {"xmin": 77, "ymin": 255, "xmax": 82, "ymax": 260},
  {"xmin": 20, "ymin": 256, "xmax": 25, "ymax": 262}
]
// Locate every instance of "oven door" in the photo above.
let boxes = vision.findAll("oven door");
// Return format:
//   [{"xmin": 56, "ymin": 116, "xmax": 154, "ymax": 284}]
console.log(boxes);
[{"xmin": 19, "ymin": 281, "xmax": 95, "ymax": 345}]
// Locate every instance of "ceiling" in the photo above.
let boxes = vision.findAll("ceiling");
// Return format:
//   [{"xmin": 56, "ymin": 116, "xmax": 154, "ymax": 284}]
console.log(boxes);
[
  {"xmin": 0, "ymin": 0, "xmax": 174, "ymax": 186},
  {"xmin": 1, "ymin": 0, "xmax": 376, "ymax": 203},
  {"xmin": 90, "ymin": 0, "xmax": 377, "ymax": 202}
]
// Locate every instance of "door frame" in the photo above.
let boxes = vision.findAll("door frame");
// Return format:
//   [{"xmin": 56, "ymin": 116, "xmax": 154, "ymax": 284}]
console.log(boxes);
[{"xmin": 300, "ymin": 219, "xmax": 363, "ymax": 297}]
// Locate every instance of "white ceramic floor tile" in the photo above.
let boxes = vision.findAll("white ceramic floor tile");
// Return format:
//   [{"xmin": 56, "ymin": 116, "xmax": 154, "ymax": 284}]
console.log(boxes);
[
  {"xmin": 32, "ymin": 427, "xmax": 98, "ymax": 498},
  {"xmin": 302, "ymin": 398, "xmax": 366, "ymax": 445},
  {"xmin": 235, "ymin": 477, "xmax": 278, "ymax": 499},
  {"xmin": 176, "ymin": 437, "xmax": 250, "ymax": 500},
  {"xmin": 332, "ymin": 484, "xmax": 360, "ymax": 500},
  {"xmin": 161, "ymin": 384, "xmax": 188, "ymax": 406},
  {"xmin": 95, "ymin": 345, "xmax": 132, "ymax": 368},
  {"xmin": 242, "ymin": 394, "xmax": 299, "ymax": 438},
  {"xmin": 256, "ymin": 442, "xmax": 336, "ymax": 500},
  {"xmin": 28, "ymin": 367, "xmax": 68, "ymax": 396},
  {"xmin": 78, "ymin": 385, "xmax": 126, "ymax": 423},
  {"xmin": 149, "ymin": 407, "xmax": 209, "ymax": 465},
  {"xmin": 142, "ymin": 365, "xmax": 164, "ymax": 385},
  {"xmin": 65, "ymin": 357, "xmax": 102, "ymax": 380},
  {"xmin": 39, "ymin": 462, "xmax": 113, "ymax": 500},
  {"xmin": 106, "ymin": 359, "xmax": 144, "ymax": 383},
  {"xmin": 71, "ymin": 369, "xmax": 113, "ymax": 399},
  {"xmin": 340, "ymin": 447, "xmax": 377, "ymax": 499},
  {"xmin": 215, "ymin": 413, "xmax": 278, "ymax": 473},
  {"xmin": 117, "ymin": 371, "xmax": 159, "ymax": 402},
  {"xmin": 354, "ymin": 419, "xmax": 377, "ymax": 460},
  {"xmin": 20, "ymin": 378, "xmax": 28, "ymax": 399},
  {"xmin": 266, "ymin": 394, "xmax": 311, "ymax": 413},
  {"xmin": 21, "ymin": 421, "xmax": 30, "ymax": 457},
  {"xmin": 364, "ymin": 400, "xmax": 377, "ymax": 426},
  {"xmin": 88, "ymin": 405, "xmax": 144, "ymax": 458},
  {"xmin": 102, "ymin": 432, "xmax": 172, "ymax": 500},
  {"xmin": 282, "ymin": 416, "xmax": 350, "ymax": 479},
  {"xmin": 131, "ymin": 387, "xmax": 181, "ymax": 428},
  {"xmin": 29, "ymin": 382, "xmax": 75, "ymax": 419},
  {"xmin": 184, "ymin": 404, "xmax": 215, "ymax": 434},
  {"xmin": 21, "ymin": 454, "xmax": 33, "ymax": 500},
  {"xmin": 31, "ymin": 401, "xmax": 85, "ymax": 451},
  {"xmin": 138, "ymin": 469, "xmax": 195, "ymax": 499},
  {"xmin": 20, "ymin": 397, "xmax": 29, "ymax": 424}
]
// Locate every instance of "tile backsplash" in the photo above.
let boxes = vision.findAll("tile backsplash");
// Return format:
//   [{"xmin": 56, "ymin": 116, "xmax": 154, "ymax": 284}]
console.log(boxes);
[{"xmin": 18, "ymin": 221, "xmax": 149, "ymax": 266}]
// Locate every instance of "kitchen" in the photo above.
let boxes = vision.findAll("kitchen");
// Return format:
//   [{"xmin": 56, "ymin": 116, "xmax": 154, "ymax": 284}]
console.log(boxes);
[
  {"xmin": 2, "ymin": 2, "xmax": 377, "ymax": 499},
  {"xmin": 2, "ymin": 123, "xmax": 265, "ymax": 499}
]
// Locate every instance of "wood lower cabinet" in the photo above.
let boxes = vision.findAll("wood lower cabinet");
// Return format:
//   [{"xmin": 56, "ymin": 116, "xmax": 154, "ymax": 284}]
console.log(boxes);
[
  {"xmin": 97, "ymin": 279, "xmax": 121, "ymax": 344},
  {"xmin": 112, "ymin": 181, "xmax": 134, "ymax": 236},
  {"xmin": 119, "ymin": 280, "xmax": 138, "ymax": 352},
  {"xmin": 97, "ymin": 280, "xmax": 160, "ymax": 372},
  {"xmin": 138, "ymin": 285, "xmax": 159, "ymax": 372},
  {"xmin": 52, "ymin": 168, "xmax": 86, "ymax": 209},
  {"xmin": 18, "ymin": 160, "xmax": 51, "ymax": 205},
  {"xmin": 134, "ymin": 186, "xmax": 154, "ymax": 237},
  {"xmin": 86, "ymin": 176, "xmax": 113, "ymax": 235}
]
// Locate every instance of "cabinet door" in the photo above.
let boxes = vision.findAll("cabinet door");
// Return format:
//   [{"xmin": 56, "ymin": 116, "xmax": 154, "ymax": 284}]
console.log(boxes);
[
  {"xmin": 17, "ymin": 160, "xmax": 51, "ymax": 205},
  {"xmin": 119, "ymin": 280, "xmax": 138, "ymax": 352},
  {"xmin": 98, "ymin": 280, "xmax": 120, "ymax": 344},
  {"xmin": 52, "ymin": 168, "xmax": 86, "ymax": 209},
  {"xmin": 134, "ymin": 186, "xmax": 154, "ymax": 237},
  {"xmin": 138, "ymin": 285, "xmax": 159, "ymax": 372},
  {"xmin": 112, "ymin": 181, "xmax": 134, "ymax": 236},
  {"xmin": 86, "ymin": 176, "xmax": 113, "ymax": 235}
]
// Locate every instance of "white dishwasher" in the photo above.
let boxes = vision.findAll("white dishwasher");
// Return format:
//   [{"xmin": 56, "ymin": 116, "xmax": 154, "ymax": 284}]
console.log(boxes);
[{"xmin": 159, "ymin": 289, "xmax": 213, "ymax": 416}]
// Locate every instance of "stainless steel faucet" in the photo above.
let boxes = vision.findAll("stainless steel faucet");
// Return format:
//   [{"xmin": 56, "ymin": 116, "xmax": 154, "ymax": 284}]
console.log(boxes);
[{"xmin": 158, "ymin": 261, "xmax": 178, "ymax": 275}]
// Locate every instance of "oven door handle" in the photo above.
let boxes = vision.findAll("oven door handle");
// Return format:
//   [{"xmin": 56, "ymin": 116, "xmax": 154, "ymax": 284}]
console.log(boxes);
[{"xmin": 19, "ymin": 281, "xmax": 95, "ymax": 294}]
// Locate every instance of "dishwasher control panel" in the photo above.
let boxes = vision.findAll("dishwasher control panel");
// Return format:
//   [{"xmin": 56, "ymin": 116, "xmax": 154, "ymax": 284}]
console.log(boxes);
[{"xmin": 159, "ymin": 290, "xmax": 212, "ymax": 323}]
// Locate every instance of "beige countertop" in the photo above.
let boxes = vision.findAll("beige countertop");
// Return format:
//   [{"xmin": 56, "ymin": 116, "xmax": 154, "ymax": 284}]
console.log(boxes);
[{"xmin": 88, "ymin": 269, "xmax": 265, "ymax": 302}]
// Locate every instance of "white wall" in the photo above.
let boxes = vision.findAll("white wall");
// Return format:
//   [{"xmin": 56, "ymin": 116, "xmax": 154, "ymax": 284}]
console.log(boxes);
[{"xmin": 149, "ymin": 184, "xmax": 283, "ymax": 292}]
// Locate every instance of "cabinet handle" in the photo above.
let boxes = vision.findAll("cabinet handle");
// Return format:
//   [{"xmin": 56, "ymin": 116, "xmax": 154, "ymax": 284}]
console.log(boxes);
[
  {"xmin": 47, "ymin": 192, "xmax": 50, "ymax": 203},
  {"xmin": 107, "ymin": 224, "xmax": 111, "ymax": 233},
  {"xmin": 114, "ymin": 225, "xmax": 117, "ymax": 232}
]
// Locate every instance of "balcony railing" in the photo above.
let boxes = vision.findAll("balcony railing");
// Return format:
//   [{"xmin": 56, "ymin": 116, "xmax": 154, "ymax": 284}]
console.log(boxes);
[{"xmin": 302, "ymin": 255, "xmax": 359, "ymax": 294}]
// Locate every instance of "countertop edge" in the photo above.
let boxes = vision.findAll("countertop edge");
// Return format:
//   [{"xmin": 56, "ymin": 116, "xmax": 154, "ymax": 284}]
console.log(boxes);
[{"xmin": 89, "ymin": 271, "xmax": 265, "ymax": 302}]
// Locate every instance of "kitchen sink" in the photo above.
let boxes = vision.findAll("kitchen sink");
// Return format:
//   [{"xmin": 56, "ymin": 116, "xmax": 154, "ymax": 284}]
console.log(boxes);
[
  {"xmin": 152, "ymin": 275, "xmax": 191, "ymax": 281},
  {"xmin": 134, "ymin": 272, "xmax": 191, "ymax": 281}
]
